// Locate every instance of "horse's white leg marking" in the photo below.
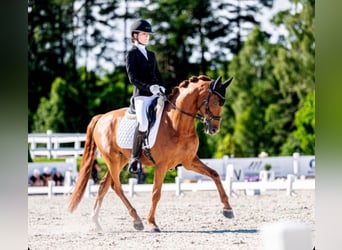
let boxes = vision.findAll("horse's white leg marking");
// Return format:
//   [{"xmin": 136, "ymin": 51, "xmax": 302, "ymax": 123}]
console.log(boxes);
[{"xmin": 91, "ymin": 201, "xmax": 103, "ymax": 231}]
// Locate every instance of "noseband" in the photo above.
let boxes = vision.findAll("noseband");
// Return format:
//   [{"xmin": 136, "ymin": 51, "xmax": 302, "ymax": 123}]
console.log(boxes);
[{"xmin": 164, "ymin": 85, "xmax": 224, "ymax": 124}]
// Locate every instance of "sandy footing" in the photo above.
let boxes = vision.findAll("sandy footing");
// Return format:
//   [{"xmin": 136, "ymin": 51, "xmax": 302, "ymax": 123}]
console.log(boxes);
[{"xmin": 28, "ymin": 189, "xmax": 315, "ymax": 250}]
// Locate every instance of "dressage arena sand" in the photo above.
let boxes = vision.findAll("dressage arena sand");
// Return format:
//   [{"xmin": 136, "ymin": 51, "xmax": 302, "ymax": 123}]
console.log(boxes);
[{"xmin": 28, "ymin": 189, "xmax": 315, "ymax": 250}]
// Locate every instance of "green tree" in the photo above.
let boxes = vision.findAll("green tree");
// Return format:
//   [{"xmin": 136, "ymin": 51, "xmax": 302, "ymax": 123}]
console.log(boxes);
[
  {"xmin": 139, "ymin": 0, "xmax": 275, "ymax": 157},
  {"xmin": 28, "ymin": 0, "xmax": 77, "ymax": 131},
  {"xmin": 218, "ymin": 0, "xmax": 315, "ymax": 157},
  {"xmin": 89, "ymin": 66, "xmax": 132, "ymax": 115},
  {"xmin": 74, "ymin": 0, "xmax": 125, "ymax": 73},
  {"xmin": 28, "ymin": 0, "xmax": 127, "ymax": 132},
  {"xmin": 271, "ymin": 0, "xmax": 315, "ymax": 154},
  {"xmin": 224, "ymin": 26, "xmax": 277, "ymax": 156},
  {"xmin": 139, "ymin": 0, "xmax": 274, "ymax": 84},
  {"xmin": 32, "ymin": 66, "xmax": 129, "ymax": 133},
  {"xmin": 212, "ymin": 0, "xmax": 274, "ymax": 65},
  {"xmin": 281, "ymin": 91, "xmax": 315, "ymax": 154},
  {"xmin": 32, "ymin": 77, "xmax": 86, "ymax": 132},
  {"xmin": 272, "ymin": 0, "xmax": 315, "ymax": 98},
  {"xmin": 214, "ymin": 133, "xmax": 242, "ymax": 158},
  {"xmin": 139, "ymin": 0, "xmax": 203, "ymax": 86}
]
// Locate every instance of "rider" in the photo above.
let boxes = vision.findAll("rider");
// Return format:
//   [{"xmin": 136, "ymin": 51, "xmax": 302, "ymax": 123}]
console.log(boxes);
[{"xmin": 125, "ymin": 19, "xmax": 165, "ymax": 174}]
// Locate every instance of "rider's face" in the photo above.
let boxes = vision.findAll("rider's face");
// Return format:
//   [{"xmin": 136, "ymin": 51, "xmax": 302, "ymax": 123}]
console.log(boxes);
[{"xmin": 136, "ymin": 32, "xmax": 150, "ymax": 45}]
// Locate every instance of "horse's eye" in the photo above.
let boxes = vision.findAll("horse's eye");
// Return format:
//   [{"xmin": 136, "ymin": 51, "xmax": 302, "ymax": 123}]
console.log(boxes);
[{"xmin": 211, "ymin": 101, "xmax": 219, "ymax": 107}]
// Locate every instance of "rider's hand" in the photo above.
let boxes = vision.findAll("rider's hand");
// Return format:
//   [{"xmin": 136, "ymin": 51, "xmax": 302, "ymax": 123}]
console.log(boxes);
[
  {"xmin": 149, "ymin": 84, "xmax": 161, "ymax": 95},
  {"xmin": 159, "ymin": 86, "xmax": 165, "ymax": 94}
]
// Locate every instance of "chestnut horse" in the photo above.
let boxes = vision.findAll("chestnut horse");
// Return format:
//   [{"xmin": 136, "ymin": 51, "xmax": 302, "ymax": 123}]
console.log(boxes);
[{"xmin": 68, "ymin": 75, "xmax": 234, "ymax": 232}]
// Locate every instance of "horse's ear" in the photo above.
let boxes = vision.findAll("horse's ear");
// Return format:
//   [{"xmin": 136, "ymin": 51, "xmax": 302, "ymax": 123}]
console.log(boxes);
[
  {"xmin": 211, "ymin": 76, "xmax": 222, "ymax": 90},
  {"xmin": 222, "ymin": 77, "xmax": 233, "ymax": 88}
]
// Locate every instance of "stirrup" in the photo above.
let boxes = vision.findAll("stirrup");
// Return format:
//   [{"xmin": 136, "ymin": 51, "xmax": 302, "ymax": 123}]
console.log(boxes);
[{"xmin": 128, "ymin": 158, "xmax": 142, "ymax": 174}]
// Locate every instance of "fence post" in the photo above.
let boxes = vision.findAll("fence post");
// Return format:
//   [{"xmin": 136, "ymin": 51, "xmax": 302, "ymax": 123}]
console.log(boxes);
[
  {"xmin": 128, "ymin": 178, "xmax": 137, "ymax": 197},
  {"xmin": 65, "ymin": 158, "xmax": 77, "ymax": 185},
  {"xmin": 293, "ymin": 152, "xmax": 300, "ymax": 177},
  {"xmin": 64, "ymin": 170, "xmax": 71, "ymax": 187},
  {"xmin": 74, "ymin": 134, "xmax": 81, "ymax": 158},
  {"xmin": 46, "ymin": 130, "xmax": 53, "ymax": 159},
  {"xmin": 222, "ymin": 155, "xmax": 229, "ymax": 175},
  {"xmin": 286, "ymin": 174, "xmax": 295, "ymax": 196},
  {"xmin": 175, "ymin": 176, "xmax": 181, "ymax": 196},
  {"xmin": 226, "ymin": 164, "xmax": 234, "ymax": 181},
  {"xmin": 64, "ymin": 170, "xmax": 72, "ymax": 195},
  {"xmin": 225, "ymin": 176, "xmax": 233, "ymax": 196},
  {"xmin": 30, "ymin": 138, "xmax": 36, "ymax": 158},
  {"xmin": 48, "ymin": 180, "xmax": 55, "ymax": 198},
  {"xmin": 75, "ymin": 135, "xmax": 81, "ymax": 150}
]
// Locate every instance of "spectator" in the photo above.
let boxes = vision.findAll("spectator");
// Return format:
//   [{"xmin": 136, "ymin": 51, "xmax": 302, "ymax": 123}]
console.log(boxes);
[
  {"xmin": 91, "ymin": 159, "xmax": 101, "ymax": 184},
  {"xmin": 42, "ymin": 167, "xmax": 53, "ymax": 186},
  {"xmin": 258, "ymin": 151, "xmax": 269, "ymax": 158},
  {"xmin": 51, "ymin": 167, "xmax": 57, "ymax": 176},
  {"xmin": 29, "ymin": 169, "xmax": 44, "ymax": 186},
  {"xmin": 53, "ymin": 169, "xmax": 64, "ymax": 186}
]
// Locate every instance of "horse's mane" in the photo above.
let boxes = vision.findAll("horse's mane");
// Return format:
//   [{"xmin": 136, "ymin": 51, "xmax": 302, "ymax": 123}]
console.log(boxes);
[{"xmin": 168, "ymin": 75, "xmax": 211, "ymax": 99}]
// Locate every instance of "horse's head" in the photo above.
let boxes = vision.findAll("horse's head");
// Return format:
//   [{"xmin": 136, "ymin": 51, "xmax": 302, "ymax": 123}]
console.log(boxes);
[
  {"xmin": 198, "ymin": 75, "xmax": 233, "ymax": 135},
  {"xmin": 167, "ymin": 75, "xmax": 233, "ymax": 135}
]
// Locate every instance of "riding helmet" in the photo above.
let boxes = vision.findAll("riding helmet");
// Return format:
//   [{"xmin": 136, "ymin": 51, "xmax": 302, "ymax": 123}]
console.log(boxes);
[{"xmin": 130, "ymin": 19, "xmax": 153, "ymax": 35}]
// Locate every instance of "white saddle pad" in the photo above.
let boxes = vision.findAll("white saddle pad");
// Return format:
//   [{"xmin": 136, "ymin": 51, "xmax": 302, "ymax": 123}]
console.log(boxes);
[{"xmin": 116, "ymin": 97, "xmax": 164, "ymax": 149}]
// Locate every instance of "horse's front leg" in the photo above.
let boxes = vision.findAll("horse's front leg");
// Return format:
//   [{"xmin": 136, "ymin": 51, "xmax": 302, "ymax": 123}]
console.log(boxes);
[
  {"xmin": 147, "ymin": 166, "xmax": 167, "ymax": 232},
  {"xmin": 184, "ymin": 156, "xmax": 234, "ymax": 219}
]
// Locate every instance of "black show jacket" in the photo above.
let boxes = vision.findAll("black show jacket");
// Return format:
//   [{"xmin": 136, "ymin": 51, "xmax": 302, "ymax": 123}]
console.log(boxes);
[{"xmin": 125, "ymin": 45, "xmax": 165, "ymax": 97}]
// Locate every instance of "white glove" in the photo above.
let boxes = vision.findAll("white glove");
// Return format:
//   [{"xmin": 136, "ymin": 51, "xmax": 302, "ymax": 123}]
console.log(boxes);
[
  {"xmin": 149, "ymin": 84, "xmax": 161, "ymax": 95},
  {"xmin": 159, "ymin": 86, "xmax": 165, "ymax": 94}
]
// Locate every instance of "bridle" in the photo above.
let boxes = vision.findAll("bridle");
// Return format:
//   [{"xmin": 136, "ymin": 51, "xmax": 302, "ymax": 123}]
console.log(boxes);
[{"xmin": 162, "ymin": 84, "xmax": 225, "ymax": 124}]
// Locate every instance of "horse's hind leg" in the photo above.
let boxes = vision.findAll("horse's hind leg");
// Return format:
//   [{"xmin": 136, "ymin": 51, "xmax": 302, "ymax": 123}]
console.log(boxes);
[
  {"xmin": 103, "ymin": 153, "xmax": 144, "ymax": 231},
  {"xmin": 92, "ymin": 171, "xmax": 112, "ymax": 231}
]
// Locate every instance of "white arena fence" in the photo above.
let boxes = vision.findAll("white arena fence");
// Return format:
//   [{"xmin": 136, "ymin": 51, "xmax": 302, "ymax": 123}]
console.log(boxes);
[
  {"xmin": 27, "ymin": 155, "xmax": 315, "ymax": 198},
  {"xmin": 28, "ymin": 132, "xmax": 315, "ymax": 177},
  {"xmin": 28, "ymin": 130, "xmax": 86, "ymax": 159},
  {"xmin": 177, "ymin": 153, "xmax": 315, "ymax": 182},
  {"xmin": 27, "ymin": 175, "xmax": 315, "ymax": 198}
]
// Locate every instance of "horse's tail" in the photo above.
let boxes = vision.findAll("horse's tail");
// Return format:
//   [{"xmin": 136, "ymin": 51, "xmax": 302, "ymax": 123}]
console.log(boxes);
[{"xmin": 68, "ymin": 114, "xmax": 102, "ymax": 213}]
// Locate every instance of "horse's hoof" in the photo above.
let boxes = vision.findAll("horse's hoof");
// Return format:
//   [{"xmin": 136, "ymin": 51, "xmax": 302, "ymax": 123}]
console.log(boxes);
[
  {"xmin": 133, "ymin": 222, "xmax": 144, "ymax": 231},
  {"xmin": 223, "ymin": 208, "xmax": 234, "ymax": 218},
  {"xmin": 150, "ymin": 227, "xmax": 161, "ymax": 233},
  {"xmin": 95, "ymin": 226, "xmax": 103, "ymax": 232}
]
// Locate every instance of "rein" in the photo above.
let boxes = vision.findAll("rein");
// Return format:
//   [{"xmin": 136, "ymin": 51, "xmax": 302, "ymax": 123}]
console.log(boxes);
[{"xmin": 162, "ymin": 88, "xmax": 222, "ymax": 124}]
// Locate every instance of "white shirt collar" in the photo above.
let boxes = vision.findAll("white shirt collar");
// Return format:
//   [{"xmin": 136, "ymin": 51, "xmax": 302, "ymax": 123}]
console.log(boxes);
[{"xmin": 134, "ymin": 42, "xmax": 148, "ymax": 59}]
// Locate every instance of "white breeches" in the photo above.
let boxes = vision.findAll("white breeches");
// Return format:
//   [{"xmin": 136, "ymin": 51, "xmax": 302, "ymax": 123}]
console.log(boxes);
[{"xmin": 134, "ymin": 95, "xmax": 157, "ymax": 132}]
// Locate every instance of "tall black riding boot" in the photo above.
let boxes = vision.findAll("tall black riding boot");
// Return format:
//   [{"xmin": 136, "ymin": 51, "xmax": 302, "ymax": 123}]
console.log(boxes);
[{"xmin": 128, "ymin": 128, "xmax": 146, "ymax": 174}]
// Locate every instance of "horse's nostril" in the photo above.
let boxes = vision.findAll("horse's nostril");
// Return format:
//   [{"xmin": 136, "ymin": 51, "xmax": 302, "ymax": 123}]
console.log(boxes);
[{"xmin": 213, "ymin": 127, "xmax": 220, "ymax": 134}]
